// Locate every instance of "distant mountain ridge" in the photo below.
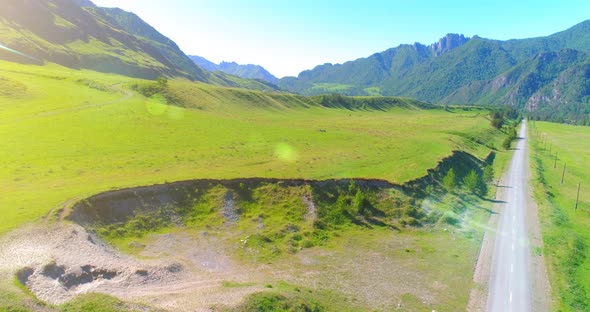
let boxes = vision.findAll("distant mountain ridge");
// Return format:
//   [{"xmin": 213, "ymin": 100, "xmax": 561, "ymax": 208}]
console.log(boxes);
[
  {"xmin": 279, "ymin": 22, "xmax": 590, "ymax": 123},
  {"xmin": 189, "ymin": 55, "xmax": 279, "ymax": 84}
]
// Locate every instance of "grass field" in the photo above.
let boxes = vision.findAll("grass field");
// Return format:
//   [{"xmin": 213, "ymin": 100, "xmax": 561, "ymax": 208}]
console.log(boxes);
[
  {"xmin": 0, "ymin": 60, "xmax": 514, "ymax": 311},
  {"xmin": 0, "ymin": 61, "xmax": 505, "ymax": 235},
  {"xmin": 529, "ymin": 121, "xmax": 590, "ymax": 311}
]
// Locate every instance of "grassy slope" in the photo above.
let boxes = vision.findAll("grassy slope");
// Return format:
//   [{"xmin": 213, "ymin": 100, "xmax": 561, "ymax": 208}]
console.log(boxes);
[
  {"xmin": 0, "ymin": 1, "xmax": 275, "ymax": 92},
  {"xmin": 529, "ymin": 121, "xmax": 590, "ymax": 311},
  {"xmin": 0, "ymin": 61, "xmax": 505, "ymax": 235},
  {"xmin": 0, "ymin": 61, "xmax": 514, "ymax": 311}
]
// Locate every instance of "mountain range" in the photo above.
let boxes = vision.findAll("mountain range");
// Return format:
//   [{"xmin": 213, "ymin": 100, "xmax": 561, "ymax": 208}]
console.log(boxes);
[
  {"xmin": 189, "ymin": 55, "xmax": 279, "ymax": 84},
  {"xmin": 1, "ymin": 0, "xmax": 589, "ymax": 123},
  {"xmin": 279, "ymin": 22, "xmax": 590, "ymax": 123}
]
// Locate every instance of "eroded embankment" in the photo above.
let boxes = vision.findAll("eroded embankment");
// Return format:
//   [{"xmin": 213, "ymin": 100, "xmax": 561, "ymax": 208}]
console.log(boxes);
[
  {"xmin": 67, "ymin": 150, "xmax": 489, "ymax": 229},
  {"xmin": 8, "ymin": 150, "xmax": 491, "ymax": 307}
]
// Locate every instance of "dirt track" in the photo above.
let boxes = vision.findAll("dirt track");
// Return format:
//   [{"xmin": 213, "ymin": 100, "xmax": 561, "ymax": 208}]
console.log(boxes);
[{"xmin": 0, "ymin": 223, "xmax": 263, "ymax": 311}]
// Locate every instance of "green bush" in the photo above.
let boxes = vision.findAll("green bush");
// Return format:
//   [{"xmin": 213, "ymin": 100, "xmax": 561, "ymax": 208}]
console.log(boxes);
[
  {"xmin": 352, "ymin": 189, "xmax": 366, "ymax": 215},
  {"xmin": 463, "ymin": 170, "xmax": 480, "ymax": 194},
  {"xmin": 443, "ymin": 168, "xmax": 456, "ymax": 192},
  {"xmin": 483, "ymin": 165, "xmax": 495, "ymax": 184},
  {"xmin": 490, "ymin": 111, "xmax": 504, "ymax": 129},
  {"xmin": 318, "ymin": 195, "xmax": 348, "ymax": 225},
  {"xmin": 441, "ymin": 211, "xmax": 460, "ymax": 226},
  {"xmin": 502, "ymin": 136, "xmax": 512, "ymax": 149}
]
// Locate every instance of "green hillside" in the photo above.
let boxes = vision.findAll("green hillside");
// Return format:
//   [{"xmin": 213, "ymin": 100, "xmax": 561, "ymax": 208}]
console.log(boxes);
[
  {"xmin": 278, "ymin": 21, "xmax": 590, "ymax": 124},
  {"xmin": 0, "ymin": 0, "xmax": 204, "ymax": 79},
  {"xmin": 0, "ymin": 0, "xmax": 275, "ymax": 91},
  {"xmin": 445, "ymin": 49, "xmax": 590, "ymax": 123}
]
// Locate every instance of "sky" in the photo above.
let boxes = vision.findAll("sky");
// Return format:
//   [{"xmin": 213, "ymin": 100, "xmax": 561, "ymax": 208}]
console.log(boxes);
[{"xmin": 91, "ymin": 0, "xmax": 590, "ymax": 78}]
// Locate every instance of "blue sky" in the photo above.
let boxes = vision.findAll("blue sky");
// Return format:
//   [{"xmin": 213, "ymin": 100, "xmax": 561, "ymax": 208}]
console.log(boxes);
[{"xmin": 92, "ymin": 0, "xmax": 590, "ymax": 78}]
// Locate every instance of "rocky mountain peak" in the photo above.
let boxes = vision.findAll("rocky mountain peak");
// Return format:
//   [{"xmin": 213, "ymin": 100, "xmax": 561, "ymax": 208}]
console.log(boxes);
[{"xmin": 430, "ymin": 33, "xmax": 469, "ymax": 56}]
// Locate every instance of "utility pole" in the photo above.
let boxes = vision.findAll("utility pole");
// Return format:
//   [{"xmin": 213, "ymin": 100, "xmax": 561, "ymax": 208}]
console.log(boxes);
[
  {"xmin": 561, "ymin": 162, "xmax": 567, "ymax": 185},
  {"xmin": 574, "ymin": 182, "xmax": 582, "ymax": 211},
  {"xmin": 554, "ymin": 152, "xmax": 558, "ymax": 169}
]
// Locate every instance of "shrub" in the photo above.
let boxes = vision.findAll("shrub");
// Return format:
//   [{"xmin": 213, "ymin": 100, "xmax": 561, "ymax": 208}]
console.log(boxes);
[
  {"xmin": 302, "ymin": 240, "xmax": 314, "ymax": 248},
  {"xmin": 400, "ymin": 217, "xmax": 421, "ymax": 227},
  {"xmin": 319, "ymin": 195, "xmax": 348, "ymax": 225},
  {"xmin": 312, "ymin": 219, "xmax": 327, "ymax": 229},
  {"xmin": 443, "ymin": 168, "xmax": 456, "ymax": 192},
  {"xmin": 502, "ymin": 125, "xmax": 518, "ymax": 150},
  {"xmin": 483, "ymin": 165, "xmax": 495, "ymax": 184},
  {"xmin": 502, "ymin": 136, "xmax": 512, "ymax": 150},
  {"xmin": 352, "ymin": 189, "xmax": 365, "ymax": 215},
  {"xmin": 463, "ymin": 170, "xmax": 480, "ymax": 194},
  {"xmin": 441, "ymin": 211, "xmax": 460, "ymax": 226},
  {"xmin": 490, "ymin": 111, "xmax": 504, "ymax": 129}
]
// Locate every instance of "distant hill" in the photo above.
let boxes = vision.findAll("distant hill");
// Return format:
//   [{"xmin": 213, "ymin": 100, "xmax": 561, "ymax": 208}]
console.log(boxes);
[
  {"xmin": 0, "ymin": 0, "xmax": 275, "ymax": 91},
  {"xmin": 189, "ymin": 55, "xmax": 279, "ymax": 84},
  {"xmin": 279, "ymin": 22, "xmax": 590, "ymax": 124},
  {"xmin": 0, "ymin": 0, "xmax": 206, "ymax": 80}
]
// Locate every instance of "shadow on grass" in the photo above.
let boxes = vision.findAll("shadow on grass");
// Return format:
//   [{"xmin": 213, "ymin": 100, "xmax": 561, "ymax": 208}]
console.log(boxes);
[
  {"xmin": 460, "ymin": 195, "xmax": 500, "ymax": 215},
  {"xmin": 481, "ymin": 197, "xmax": 507, "ymax": 204}
]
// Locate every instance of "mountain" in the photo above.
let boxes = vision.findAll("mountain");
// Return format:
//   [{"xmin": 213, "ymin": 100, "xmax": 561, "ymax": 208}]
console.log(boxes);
[
  {"xmin": 279, "ymin": 33, "xmax": 470, "ymax": 96},
  {"xmin": 189, "ymin": 55, "xmax": 279, "ymax": 84},
  {"xmin": 0, "ymin": 0, "xmax": 276, "ymax": 91},
  {"xmin": 279, "ymin": 21, "xmax": 590, "ymax": 123},
  {"xmin": 189, "ymin": 55, "xmax": 218, "ymax": 72},
  {"xmin": 445, "ymin": 49, "xmax": 590, "ymax": 123},
  {"xmin": 0, "ymin": 0, "xmax": 210, "ymax": 80}
]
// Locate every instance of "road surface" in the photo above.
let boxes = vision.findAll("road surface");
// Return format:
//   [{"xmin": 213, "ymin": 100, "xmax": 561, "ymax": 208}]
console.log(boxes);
[{"xmin": 487, "ymin": 121, "xmax": 532, "ymax": 311}]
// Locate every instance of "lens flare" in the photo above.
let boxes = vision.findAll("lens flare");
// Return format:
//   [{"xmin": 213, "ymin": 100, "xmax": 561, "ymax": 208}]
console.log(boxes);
[
  {"xmin": 274, "ymin": 143, "xmax": 298, "ymax": 162},
  {"xmin": 0, "ymin": 43, "xmax": 41, "ymax": 62}
]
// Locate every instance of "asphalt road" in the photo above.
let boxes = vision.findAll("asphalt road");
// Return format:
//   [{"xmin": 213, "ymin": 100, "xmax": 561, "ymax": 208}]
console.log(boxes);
[{"xmin": 487, "ymin": 121, "xmax": 532, "ymax": 311}]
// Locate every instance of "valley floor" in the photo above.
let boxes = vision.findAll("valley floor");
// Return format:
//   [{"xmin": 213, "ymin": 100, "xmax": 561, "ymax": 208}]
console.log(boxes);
[{"xmin": 0, "ymin": 62, "xmax": 512, "ymax": 311}]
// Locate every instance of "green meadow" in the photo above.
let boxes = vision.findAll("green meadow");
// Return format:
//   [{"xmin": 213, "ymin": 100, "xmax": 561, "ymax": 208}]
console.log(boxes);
[
  {"xmin": 0, "ymin": 60, "xmax": 515, "ymax": 311},
  {"xmin": 0, "ymin": 61, "xmax": 505, "ymax": 236},
  {"xmin": 529, "ymin": 121, "xmax": 590, "ymax": 311}
]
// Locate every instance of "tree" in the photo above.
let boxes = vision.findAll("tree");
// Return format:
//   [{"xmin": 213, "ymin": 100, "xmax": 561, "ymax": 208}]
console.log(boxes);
[
  {"xmin": 464, "ymin": 170, "xmax": 480, "ymax": 194},
  {"xmin": 483, "ymin": 165, "xmax": 495, "ymax": 184},
  {"xmin": 508, "ymin": 126, "xmax": 517, "ymax": 139},
  {"xmin": 502, "ymin": 136, "xmax": 512, "ymax": 150},
  {"xmin": 491, "ymin": 117, "xmax": 504, "ymax": 129},
  {"xmin": 490, "ymin": 111, "xmax": 504, "ymax": 129},
  {"xmin": 352, "ymin": 189, "xmax": 365, "ymax": 215},
  {"xmin": 443, "ymin": 168, "xmax": 456, "ymax": 192}
]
